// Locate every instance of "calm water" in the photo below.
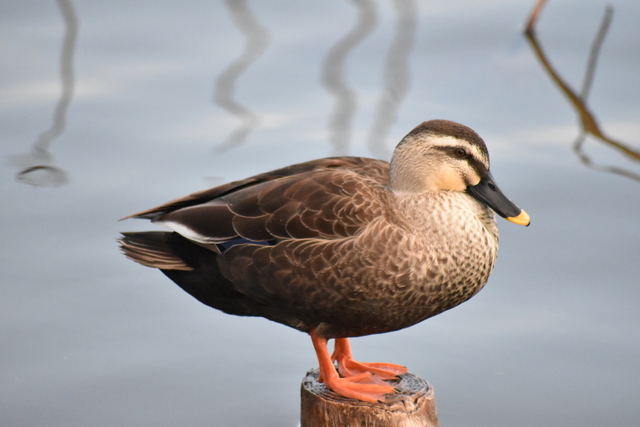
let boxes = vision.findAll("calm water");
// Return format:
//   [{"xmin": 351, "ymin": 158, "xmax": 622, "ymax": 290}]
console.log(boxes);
[{"xmin": 2, "ymin": 1, "xmax": 639, "ymax": 426}]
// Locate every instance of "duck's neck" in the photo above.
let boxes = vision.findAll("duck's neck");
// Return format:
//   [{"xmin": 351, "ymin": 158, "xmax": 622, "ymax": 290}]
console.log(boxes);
[
  {"xmin": 389, "ymin": 144, "xmax": 435, "ymax": 193},
  {"xmin": 393, "ymin": 190, "xmax": 499, "ymax": 242}
]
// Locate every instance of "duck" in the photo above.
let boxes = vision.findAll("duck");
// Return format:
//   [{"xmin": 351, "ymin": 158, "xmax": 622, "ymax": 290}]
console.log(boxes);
[{"xmin": 119, "ymin": 119, "xmax": 529, "ymax": 403}]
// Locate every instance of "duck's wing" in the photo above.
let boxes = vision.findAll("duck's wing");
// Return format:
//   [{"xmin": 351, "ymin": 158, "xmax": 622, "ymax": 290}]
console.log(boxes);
[
  {"xmin": 125, "ymin": 157, "xmax": 389, "ymax": 221},
  {"xmin": 126, "ymin": 157, "xmax": 391, "ymax": 245},
  {"xmin": 120, "ymin": 156, "xmax": 399, "ymax": 333}
]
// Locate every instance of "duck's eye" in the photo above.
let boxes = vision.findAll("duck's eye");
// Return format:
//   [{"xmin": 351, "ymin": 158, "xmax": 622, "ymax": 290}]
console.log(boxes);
[{"xmin": 454, "ymin": 148, "xmax": 467, "ymax": 158}]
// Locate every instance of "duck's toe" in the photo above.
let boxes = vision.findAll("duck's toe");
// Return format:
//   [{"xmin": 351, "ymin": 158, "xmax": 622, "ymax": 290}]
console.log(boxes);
[
  {"xmin": 332, "ymin": 337, "xmax": 408, "ymax": 380},
  {"xmin": 337, "ymin": 359, "xmax": 408, "ymax": 380},
  {"xmin": 322, "ymin": 375, "xmax": 396, "ymax": 403}
]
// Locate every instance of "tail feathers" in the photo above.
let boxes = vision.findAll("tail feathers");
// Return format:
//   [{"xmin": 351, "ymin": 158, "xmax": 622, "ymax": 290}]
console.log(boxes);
[
  {"xmin": 119, "ymin": 231, "xmax": 303, "ymax": 330},
  {"xmin": 119, "ymin": 232, "xmax": 193, "ymax": 271}
]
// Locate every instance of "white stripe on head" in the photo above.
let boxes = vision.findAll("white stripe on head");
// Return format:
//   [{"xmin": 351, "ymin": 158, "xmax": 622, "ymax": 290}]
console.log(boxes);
[{"xmin": 428, "ymin": 134, "xmax": 489, "ymax": 167}]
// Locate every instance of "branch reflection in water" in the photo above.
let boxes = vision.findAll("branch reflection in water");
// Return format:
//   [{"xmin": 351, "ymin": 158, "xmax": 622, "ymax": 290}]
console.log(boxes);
[
  {"xmin": 367, "ymin": 0, "xmax": 417, "ymax": 159},
  {"xmin": 10, "ymin": 0, "xmax": 77, "ymax": 188},
  {"xmin": 212, "ymin": 0, "xmax": 270, "ymax": 153},
  {"xmin": 321, "ymin": 0, "xmax": 378, "ymax": 156},
  {"xmin": 525, "ymin": 0, "xmax": 640, "ymax": 182}
]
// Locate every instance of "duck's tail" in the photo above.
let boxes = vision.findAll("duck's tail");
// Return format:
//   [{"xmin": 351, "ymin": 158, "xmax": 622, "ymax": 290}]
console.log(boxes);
[{"xmin": 119, "ymin": 231, "xmax": 194, "ymax": 271}]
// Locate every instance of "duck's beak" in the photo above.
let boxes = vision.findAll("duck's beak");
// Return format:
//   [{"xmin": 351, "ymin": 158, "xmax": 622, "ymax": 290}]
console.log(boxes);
[{"xmin": 467, "ymin": 171, "xmax": 530, "ymax": 227}]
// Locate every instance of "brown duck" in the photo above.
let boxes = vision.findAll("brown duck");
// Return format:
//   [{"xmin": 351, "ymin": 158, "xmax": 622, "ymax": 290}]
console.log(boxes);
[{"xmin": 120, "ymin": 119, "xmax": 529, "ymax": 402}]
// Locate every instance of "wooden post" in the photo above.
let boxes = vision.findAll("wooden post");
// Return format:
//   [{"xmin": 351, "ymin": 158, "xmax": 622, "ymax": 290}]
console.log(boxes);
[{"xmin": 300, "ymin": 369, "xmax": 439, "ymax": 427}]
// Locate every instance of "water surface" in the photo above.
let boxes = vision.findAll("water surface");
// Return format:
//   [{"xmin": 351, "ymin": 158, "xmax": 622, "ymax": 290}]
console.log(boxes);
[{"xmin": 2, "ymin": 1, "xmax": 639, "ymax": 426}]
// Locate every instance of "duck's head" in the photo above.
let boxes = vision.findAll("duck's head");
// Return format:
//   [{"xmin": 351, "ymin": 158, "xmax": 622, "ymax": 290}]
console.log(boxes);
[{"xmin": 390, "ymin": 120, "xmax": 530, "ymax": 226}]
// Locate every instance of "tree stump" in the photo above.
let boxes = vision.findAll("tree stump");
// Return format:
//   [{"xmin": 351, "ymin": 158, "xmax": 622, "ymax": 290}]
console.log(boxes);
[{"xmin": 300, "ymin": 369, "xmax": 439, "ymax": 427}]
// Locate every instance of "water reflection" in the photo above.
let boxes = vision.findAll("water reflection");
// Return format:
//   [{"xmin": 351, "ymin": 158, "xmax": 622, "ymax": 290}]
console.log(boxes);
[
  {"xmin": 366, "ymin": 0, "xmax": 417, "ymax": 159},
  {"xmin": 525, "ymin": 0, "xmax": 640, "ymax": 181},
  {"xmin": 10, "ymin": 0, "xmax": 77, "ymax": 187},
  {"xmin": 321, "ymin": 0, "xmax": 378, "ymax": 156},
  {"xmin": 4, "ymin": 2, "xmax": 640, "ymax": 426},
  {"xmin": 212, "ymin": 0, "xmax": 270, "ymax": 153}
]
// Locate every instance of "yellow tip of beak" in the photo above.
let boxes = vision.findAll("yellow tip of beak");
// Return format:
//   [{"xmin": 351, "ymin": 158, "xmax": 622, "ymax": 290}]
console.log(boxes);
[{"xmin": 506, "ymin": 209, "xmax": 530, "ymax": 227}]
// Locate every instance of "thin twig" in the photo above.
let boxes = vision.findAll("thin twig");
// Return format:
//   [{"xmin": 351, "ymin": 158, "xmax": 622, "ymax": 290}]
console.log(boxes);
[
  {"xmin": 524, "ymin": 1, "xmax": 640, "ymax": 180},
  {"xmin": 525, "ymin": 0, "xmax": 548, "ymax": 34},
  {"xmin": 580, "ymin": 6, "xmax": 613, "ymax": 101}
]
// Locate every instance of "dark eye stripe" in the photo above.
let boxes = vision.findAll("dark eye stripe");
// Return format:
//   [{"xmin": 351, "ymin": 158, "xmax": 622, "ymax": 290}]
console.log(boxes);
[
  {"xmin": 467, "ymin": 156, "xmax": 486, "ymax": 176},
  {"xmin": 433, "ymin": 146, "xmax": 486, "ymax": 176}
]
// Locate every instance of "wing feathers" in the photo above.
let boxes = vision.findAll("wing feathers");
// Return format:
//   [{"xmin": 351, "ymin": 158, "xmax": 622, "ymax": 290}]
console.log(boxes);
[
  {"xmin": 232, "ymin": 214, "xmax": 273, "ymax": 241},
  {"xmin": 128, "ymin": 157, "xmax": 391, "ymax": 248},
  {"xmin": 155, "ymin": 203, "xmax": 238, "ymax": 244}
]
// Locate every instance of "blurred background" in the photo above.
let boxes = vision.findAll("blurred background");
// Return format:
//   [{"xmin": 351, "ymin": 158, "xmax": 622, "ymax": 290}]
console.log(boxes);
[{"xmin": 1, "ymin": 1, "xmax": 639, "ymax": 425}]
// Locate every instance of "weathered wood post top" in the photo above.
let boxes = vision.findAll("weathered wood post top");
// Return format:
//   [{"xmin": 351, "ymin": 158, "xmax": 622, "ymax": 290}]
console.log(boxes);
[{"xmin": 301, "ymin": 369, "xmax": 439, "ymax": 427}]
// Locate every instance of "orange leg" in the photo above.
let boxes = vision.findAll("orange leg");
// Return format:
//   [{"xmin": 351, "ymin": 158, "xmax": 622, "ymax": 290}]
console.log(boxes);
[
  {"xmin": 332, "ymin": 337, "xmax": 408, "ymax": 380},
  {"xmin": 310, "ymin": 329, "xmax": 395, "ymax": 403}
]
